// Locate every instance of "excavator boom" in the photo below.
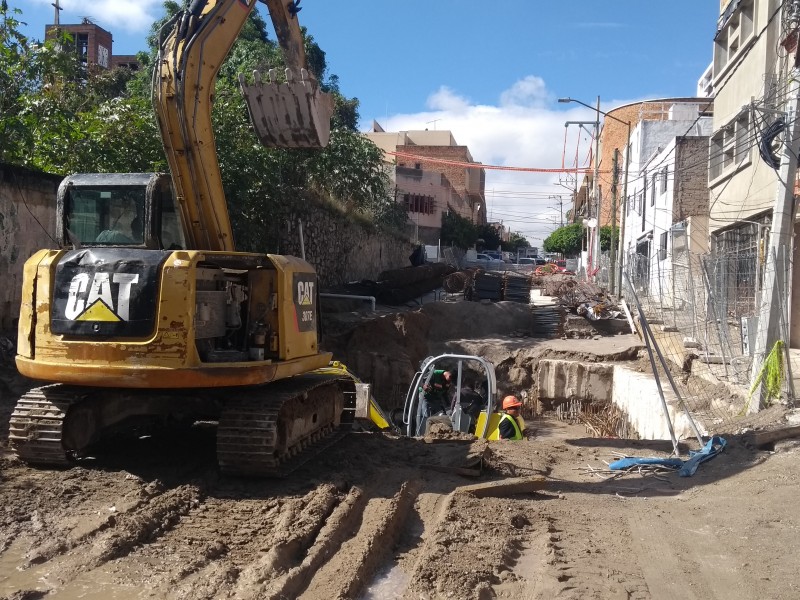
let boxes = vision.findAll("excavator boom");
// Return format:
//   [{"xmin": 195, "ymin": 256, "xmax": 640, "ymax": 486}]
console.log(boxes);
[{"xmin": 153, "ymin": 0, "xmax": 333, "ymax": 251}]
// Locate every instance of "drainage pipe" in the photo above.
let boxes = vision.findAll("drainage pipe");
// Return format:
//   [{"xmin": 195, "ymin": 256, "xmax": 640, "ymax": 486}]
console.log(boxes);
[{"xmin": 320, "ymin": 293, "xmax": 376, "ymax": 312}]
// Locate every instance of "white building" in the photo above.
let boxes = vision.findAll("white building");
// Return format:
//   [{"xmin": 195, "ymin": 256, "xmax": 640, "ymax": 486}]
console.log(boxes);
[{"xmin": 623, "ymin": 104, "xmax": 713, "ymax": 296}]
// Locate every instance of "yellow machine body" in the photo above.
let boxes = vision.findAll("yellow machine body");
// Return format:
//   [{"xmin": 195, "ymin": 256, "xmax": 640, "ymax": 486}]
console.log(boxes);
[{"xmin": 17, "ymin": 248, "xmax": 330, "ymax": 388}]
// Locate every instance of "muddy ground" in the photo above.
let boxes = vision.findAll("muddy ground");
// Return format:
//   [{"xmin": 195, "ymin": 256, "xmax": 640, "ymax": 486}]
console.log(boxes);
[{"xmin": 1, "ymin": 300, "xmax": 799, "ymax": 599}]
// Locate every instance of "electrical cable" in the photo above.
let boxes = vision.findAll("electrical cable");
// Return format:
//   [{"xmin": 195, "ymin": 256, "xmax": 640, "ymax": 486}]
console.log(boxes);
[{"xmin": 758, "ymin": 117, "xmax": 786, "ymax": 169}]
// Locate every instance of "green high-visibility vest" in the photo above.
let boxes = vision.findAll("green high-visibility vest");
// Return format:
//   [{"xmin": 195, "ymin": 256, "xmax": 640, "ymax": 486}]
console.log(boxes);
[{"xmin": 499, "ymin": 413, "xmax": 522, "ymax": 440}]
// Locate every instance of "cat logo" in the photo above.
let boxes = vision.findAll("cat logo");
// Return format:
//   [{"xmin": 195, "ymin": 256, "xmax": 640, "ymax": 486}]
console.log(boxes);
[
  {"xmin": 296, "ymin": 280, "xmax": 314, "ymax": 306},
  {"xmin": 65, "ymin": 272, "xmax": 140, "ymax": 322}
]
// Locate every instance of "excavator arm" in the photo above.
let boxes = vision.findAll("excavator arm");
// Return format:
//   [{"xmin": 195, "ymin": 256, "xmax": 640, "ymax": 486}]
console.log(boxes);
[{"xmin": 153, "ymin": 0, "xmax": 333, "ymax": 252}]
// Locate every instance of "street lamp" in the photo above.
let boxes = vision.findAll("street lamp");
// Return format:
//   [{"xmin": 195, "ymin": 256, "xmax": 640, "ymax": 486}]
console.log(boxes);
[
  {"xmin": 560, "ymin": 97, "xmax": 601, "ymax": 284},
  {"xmin": 558, "ymin": 97, "xmax": 631, "ymax": 295}
]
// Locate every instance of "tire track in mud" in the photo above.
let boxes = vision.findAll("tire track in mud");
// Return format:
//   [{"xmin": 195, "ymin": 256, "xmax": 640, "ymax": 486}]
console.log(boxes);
[
  {"xmin": 401, "ymin": 491, "xmax": 540, "ymax": 600},
  {"xmin": 127, "ymin": 483, "xmax": 346, "ymax": 599},
  {"xmin": 296, "ymin": 480, "xmax": 421, "ymax": 599}
]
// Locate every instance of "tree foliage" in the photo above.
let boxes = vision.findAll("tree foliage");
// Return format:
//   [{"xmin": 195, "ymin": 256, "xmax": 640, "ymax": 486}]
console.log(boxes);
[
  {"xmin": 0, "ymin": 1, "xmax": 399, "ymax": 252},
  {"xmin": 543, "ymin": 223, "xmax": 583, "ymax": 256},
  {"xmin": 441, "ymin": 212, "xmax": 478, "ymax": 249},
  {"xmin": 476, "ymin": 224, "xmax": 501, "ymax": 251},
  {"xmin": 504, "ymin": 232, "xmax": 529, "ymax": 253},
  {"xmin": 599, "ymin": 225, "xmax": 618, "ymax": 252}
]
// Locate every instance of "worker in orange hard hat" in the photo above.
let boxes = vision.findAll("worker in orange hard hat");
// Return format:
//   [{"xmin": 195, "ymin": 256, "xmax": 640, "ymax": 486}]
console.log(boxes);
[{"xmin": 498, "ymin": 395, "xmax": 524, "ymax": 440}]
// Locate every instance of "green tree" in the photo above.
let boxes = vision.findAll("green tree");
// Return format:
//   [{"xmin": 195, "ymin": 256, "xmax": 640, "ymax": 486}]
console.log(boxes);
[
  {"xmin": 503, "ymin": 232, "xmax": 529, "ymax": 253},
  {"xmin": 543, "ymin": 223, "xmax": 583, "ymax": 256},
  {"xmin": 2, "ymin": 2, "xmax": 401, "ymax": 253},
  {"xmin": 599, "ymin": 225, "xmax": 618, "ymax": 252},
  {"xmin": 476, "ymin": 224, "xmax": 502, "ymax": 251},
  {"xmin": 441, "ymin": 212, "xmax": 477, "ymax": 249}
]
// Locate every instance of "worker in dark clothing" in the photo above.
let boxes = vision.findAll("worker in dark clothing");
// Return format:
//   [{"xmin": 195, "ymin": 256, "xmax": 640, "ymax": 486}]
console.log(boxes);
[
  {"xmin": 415, "ymin": 369, "xmax": 452, "ymax": 436},
  {"xmin": 498, "ymin": 395, "xmax": 524, "ymax": 440}
]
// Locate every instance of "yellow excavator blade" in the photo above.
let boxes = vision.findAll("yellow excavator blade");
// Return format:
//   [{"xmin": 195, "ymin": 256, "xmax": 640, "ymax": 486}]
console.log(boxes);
[{"xmin": 239, "ymin": 68, "xmax": 334, "ymax": 149}]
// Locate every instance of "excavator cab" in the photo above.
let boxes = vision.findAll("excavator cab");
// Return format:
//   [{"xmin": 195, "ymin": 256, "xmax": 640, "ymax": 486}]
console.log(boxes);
[{"xmin": 57, "ymin": 173, "xmax": 186, "ymax": 251}]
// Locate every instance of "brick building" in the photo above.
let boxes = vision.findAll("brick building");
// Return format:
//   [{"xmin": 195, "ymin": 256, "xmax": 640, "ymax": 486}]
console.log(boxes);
[
  {"xmin": 45, "ymin": 19, "xmax": 140, "ymax": 72},
  {"xmin": 364, "ymin": 122, "xmax": 486, "ymax": 244},
  {"xmin": 573, "ymin": 98, "xmax": 713, "ymax": 229}
]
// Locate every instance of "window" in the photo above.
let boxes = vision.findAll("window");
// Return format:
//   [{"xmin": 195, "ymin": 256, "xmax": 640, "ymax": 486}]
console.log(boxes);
[
  {"xmin": 710, "ymin": 108, "xmax": 751, "ymax": 180},
  {"xmin": 714, "ymin": 0, "xmax": 755, "ymax": 78},
  {"xmin": 66, "ymin": 186, "xmax": 145, "ymax": 246},
  {"xmin": 660, "ymin": 167, "xmax": 668, "ymax": 194},
  {"xmin": 403, "ymin": 193, "xmax": 435, "ymax": 214},
  {"xmin": 641, "ymin": 188, "xmax": 647, "ymax": 233},
  {"xmin": 650, "ymin": 173, "xmax": 656, "ymax": 206},
  {"xmin": 659, "ymin": 231, "xmax": 668, "ymax": 261},
  {"xmin": 76, "ymin": 33, "xmax": 89, "ymax": 66}
]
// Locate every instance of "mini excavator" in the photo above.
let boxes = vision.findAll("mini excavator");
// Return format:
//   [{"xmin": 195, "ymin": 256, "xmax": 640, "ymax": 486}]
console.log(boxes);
[{"xmin": 9, "ymin": 0, "xmax": 371, "ymax": 476}]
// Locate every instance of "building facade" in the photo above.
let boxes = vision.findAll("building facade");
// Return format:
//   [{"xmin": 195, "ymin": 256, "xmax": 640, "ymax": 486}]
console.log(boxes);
[
  {"xmin": 364, "ymin": 122, "xmax": 486, "ymax": 244},
  {"xmin": 708, "ymin": 0, "xmax": 798, "ymax": 342},
  {"xmin": 45, "ymin": 19, "xmax": 140, "ymax": 71}
]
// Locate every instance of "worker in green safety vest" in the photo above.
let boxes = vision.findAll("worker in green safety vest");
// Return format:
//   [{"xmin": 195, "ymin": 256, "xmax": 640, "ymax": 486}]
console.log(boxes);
[{"xmin": 498, "ymin": 395, "xmax": 523, "ymax": 440}]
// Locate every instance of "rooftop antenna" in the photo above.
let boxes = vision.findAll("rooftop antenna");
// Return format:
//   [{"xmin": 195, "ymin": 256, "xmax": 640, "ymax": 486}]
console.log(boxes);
[
  {"xmin": 52, "ymin": 0, "xmax": 62, "ymax": 25},
  {"xmin": 425, "ymin": 119, "xmax": 441, "ymax": 130}
]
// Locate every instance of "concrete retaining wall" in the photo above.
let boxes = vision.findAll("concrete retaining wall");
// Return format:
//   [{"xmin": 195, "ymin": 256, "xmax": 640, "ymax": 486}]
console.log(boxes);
[
  {"xmin": 537, "ymin": 358, "xmax": 704, "ymax": 441},
  {"xmin": 537, "ymin": 359, "xmax": 614, "ymax": 403},
  {"xmin": 611, "ymin": 365, "xmax": 703, "ymax": 441},
  {"xmin": 0, "ymin": 164, "xmax": 61, "ymax": 331}
]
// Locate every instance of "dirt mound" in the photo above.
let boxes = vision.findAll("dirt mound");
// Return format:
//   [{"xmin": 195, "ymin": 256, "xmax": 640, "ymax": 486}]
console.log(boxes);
[{"xmin": 321, "ymin": 301, "xmax": 542, "ymax": 411}]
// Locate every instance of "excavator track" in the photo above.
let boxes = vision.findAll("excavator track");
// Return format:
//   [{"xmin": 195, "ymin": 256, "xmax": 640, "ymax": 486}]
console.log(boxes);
[
  {"xmin": 217, "ymin": 373, "xmax": 355, "ymax": 477},
  {"xmin": 8, "ymin": 385, "xmax": 82, "ymax": 466}
]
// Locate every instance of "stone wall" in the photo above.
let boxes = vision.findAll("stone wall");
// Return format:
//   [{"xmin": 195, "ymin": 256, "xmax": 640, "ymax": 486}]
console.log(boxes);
[
  {"xmin": 0, "ymin": 164, "xmax": 61, "ymax": 331},
  {"xmin": 0, "ymin": 164, "xmax": 414, "ymax": 331},
  {"xmin": 280, "ymin": 200, "xmax": 415, "ymax": 288}
]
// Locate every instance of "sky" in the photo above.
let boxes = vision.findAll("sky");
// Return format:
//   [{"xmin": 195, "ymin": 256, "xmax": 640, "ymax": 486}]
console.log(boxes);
[{"xmin": 11, "ymin": 0, "xmax": 721, "ymax": 248}]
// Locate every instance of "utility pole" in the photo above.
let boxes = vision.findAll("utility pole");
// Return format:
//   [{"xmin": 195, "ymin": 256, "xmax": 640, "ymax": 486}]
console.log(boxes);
[
  {"xmin": 749, "ymin": 32, "xmax": 800, "ymax": 412},
  {"xmin": 592, "ymin": 96, "xmax": 601, "ymax": 281},
  {"xmin": 549, "ymin": 195, "xmax": 565, "ymax": 227},
  {"xmin": 610, "ymin": 149, "xmax": 619, "ymax": 294},
  {"xmin": 617, "ymin": 123, "xmax": 631, "ymax": 298}
]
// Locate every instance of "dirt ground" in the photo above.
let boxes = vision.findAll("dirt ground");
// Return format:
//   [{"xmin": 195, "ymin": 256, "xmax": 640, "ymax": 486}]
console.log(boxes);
[{"xmin": 1, "ymin": 300, "xmax": 799, "ymax": 599}]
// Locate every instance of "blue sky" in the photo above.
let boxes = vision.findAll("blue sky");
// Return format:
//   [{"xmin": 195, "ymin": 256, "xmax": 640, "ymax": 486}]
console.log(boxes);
[{"xmin": 12, "ymin": 0, "xmax": 721, "ymax": 245}]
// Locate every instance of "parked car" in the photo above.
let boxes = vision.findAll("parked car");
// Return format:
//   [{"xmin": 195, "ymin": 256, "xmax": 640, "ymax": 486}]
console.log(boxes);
[
  {"xmin": 474, "ymin": 253, "xmax": 506, "ymax": 266},
  {"xmin": 475, "ymin": 252, "xmax": 505, "ymax": 264}
]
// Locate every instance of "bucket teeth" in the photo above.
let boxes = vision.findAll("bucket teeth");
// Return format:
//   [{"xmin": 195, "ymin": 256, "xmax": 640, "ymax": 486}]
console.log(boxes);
[{"xmin": 240, "ymin": 68, "xmax": 333, "ymax": 149}]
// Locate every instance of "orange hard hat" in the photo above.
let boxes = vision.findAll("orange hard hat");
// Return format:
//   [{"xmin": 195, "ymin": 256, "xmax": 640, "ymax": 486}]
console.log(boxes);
[{"xmin": 502, "ymin": 395, "xmax": 522, "ymax": 410}]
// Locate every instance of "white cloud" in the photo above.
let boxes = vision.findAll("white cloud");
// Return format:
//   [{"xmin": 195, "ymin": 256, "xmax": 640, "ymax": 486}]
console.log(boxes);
[
  {"xmin": 499, "ymin": 75, "xmax": 549, "ymax": 109},
  {"xmin": 426, "ymin": 87, "xmax": 471, "ymax": 113},
  {"xmin": 31, "ymin": 0, "xmax": 160, "ymax": 33},
  {"xmin": 370, "ymin": 76, "xmax": 596, "ymax": 245}
]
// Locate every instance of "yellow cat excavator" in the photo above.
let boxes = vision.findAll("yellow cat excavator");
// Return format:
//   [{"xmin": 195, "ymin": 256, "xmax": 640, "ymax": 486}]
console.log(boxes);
[{"xmin": 9, "ymin": 0, "xmax": 362, "ymax": 476}]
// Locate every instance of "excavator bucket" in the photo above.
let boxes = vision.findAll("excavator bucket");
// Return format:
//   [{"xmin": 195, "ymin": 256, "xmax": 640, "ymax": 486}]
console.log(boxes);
[{"xmin": 239, "ymin": 68, "xmax": 335, "ymax": 149}]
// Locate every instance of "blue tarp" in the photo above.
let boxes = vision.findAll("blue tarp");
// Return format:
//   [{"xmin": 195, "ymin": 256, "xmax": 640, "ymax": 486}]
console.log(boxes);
[{"xmin": 609, "ymin": 436, "xmax": 727, "ymax": 478}]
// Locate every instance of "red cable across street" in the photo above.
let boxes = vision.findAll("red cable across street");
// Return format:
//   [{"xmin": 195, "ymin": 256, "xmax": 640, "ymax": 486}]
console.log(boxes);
[{"xmin": 387, "ymin": 150, "xmax": 604, "ymax": 174}]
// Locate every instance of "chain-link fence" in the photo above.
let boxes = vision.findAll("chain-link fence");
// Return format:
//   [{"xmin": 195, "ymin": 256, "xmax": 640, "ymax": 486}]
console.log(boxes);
[{"xmin": 623, "ymin": 237, "xmax": 795, "ymax": 435}]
